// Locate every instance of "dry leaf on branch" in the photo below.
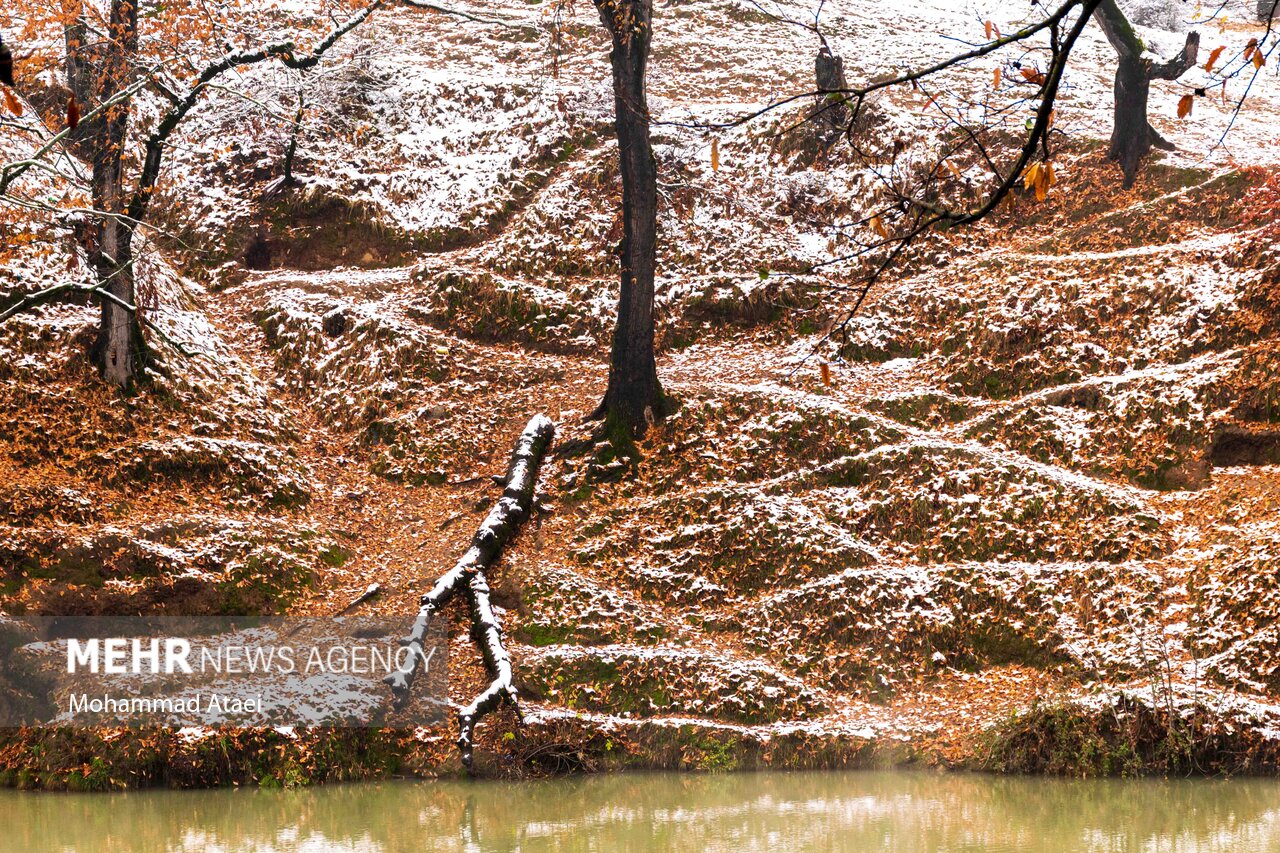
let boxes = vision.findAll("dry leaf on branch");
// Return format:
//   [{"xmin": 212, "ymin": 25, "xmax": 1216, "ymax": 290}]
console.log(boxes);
[{"xmin": 1205, "ymin": 45, "xmax": 1225, "ymax": 73}]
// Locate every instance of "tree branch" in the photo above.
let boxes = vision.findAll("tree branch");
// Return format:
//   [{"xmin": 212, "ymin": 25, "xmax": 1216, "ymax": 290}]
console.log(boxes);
[
  {"xmin": 1095, "ymin": 0, "xmax": 1143, "ymax": 61},
  {"xmin": 1149, "ymin": 31, "xmax": 1200, "ymax": 80},
  {"xmin": 385, "ymin": 415, "xmax": 555, "ymax": 770},
  {"xmin": 124, "ymin": 0, "xmax": 383, "ymax": 227}
]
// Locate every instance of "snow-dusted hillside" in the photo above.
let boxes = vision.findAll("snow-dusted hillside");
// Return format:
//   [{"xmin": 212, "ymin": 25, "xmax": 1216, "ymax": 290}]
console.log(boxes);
[{"xmin": 2, "ymin": 0, "xmax": 1280, "ymax": 784}]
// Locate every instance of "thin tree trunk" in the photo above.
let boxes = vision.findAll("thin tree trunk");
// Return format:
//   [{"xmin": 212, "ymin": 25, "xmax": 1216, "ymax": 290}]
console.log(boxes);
[
  {"xmin": 88, "ymin": 0, "xmax": 144, "ymax": 389},
  {"xmin": 283, "ymin": 93, "xmax": 304, "ymax": 186},
  {"xmin": 593, "ymin": 0, "xmax": 672, "ymax": 433}
]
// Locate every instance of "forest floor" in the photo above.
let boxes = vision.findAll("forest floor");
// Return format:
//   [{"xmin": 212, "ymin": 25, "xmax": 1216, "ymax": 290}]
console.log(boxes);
[{"xmin": 2, "ymin": 0, "xmax": 1280, "ymax": 786}]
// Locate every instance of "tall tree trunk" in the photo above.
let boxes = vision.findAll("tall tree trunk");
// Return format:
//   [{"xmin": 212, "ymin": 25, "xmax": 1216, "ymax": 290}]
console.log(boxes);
[
  {"xmin": 1095, "ymin": 0, "xmax": 1198, "ymax": 188},
  {"xmin": 88, "ymin": 0, "xmax": 144, "ymax": 389},
  {"xmin": 592, "ymin": 0, "xmax": 672, "ymax": 433}
]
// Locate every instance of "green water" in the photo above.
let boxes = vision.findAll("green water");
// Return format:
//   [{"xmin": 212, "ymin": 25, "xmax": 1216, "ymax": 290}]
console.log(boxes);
[{"xmin": 3, "ymin": 770, "xmax": 1280, "ymax": 852}]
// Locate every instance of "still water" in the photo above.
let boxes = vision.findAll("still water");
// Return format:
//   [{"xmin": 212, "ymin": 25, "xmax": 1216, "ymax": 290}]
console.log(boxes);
[{"xmin": 2, "ymin": 770, "xmax": 1280, "ymax": 852}]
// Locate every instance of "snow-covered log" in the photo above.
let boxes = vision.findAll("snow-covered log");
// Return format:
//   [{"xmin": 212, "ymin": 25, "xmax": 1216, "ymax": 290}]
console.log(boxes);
[{"xmin": 385, "ymin": 414, "xmax": 554, "ymax": 768}]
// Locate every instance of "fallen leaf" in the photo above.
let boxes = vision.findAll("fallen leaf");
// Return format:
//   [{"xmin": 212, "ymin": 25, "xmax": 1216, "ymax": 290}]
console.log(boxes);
[{"xmin": 2, "ymin": 86, "xmax": 20, "ymax": 116}]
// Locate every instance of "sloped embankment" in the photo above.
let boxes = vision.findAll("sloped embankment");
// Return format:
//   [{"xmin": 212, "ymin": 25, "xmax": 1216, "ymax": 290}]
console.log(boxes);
[{"xmin": 2, "ymin": 0, "xmax": 1280, "ymax": 786}]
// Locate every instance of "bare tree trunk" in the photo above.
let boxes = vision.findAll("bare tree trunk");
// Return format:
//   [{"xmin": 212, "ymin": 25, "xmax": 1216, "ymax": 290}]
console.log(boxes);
[
  {"xmin": 592, "ymin": 0, "xmax": 672, "ymax": 434},
  {"xmin": 87, "ymin": 0, "xmax": 144, "ymax": 389},
  {"xmin": 1108, "ymin": 53, "xmax": 1154, "ymax": 187},
  {"xmin": 283, "ymin": 92, "xmax": 305, "ymax": 187},
  {"xmin": 814, "ymin": 42, "xmax": 849, "ymax": 136},
  {"xmin": 1260, "ymin": 0, "xmax": 1279, "ymax": 22},
  {"xmin": 1095, "ymin": 0, "xmax": 1198, "ymax": 188}
]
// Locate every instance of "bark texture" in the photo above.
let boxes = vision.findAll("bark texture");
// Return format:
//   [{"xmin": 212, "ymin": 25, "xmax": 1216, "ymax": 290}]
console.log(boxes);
[
  {"xmin": 385, "ymin": 415, "xmax": 554, "ymax": 769},
  {"xmin": 591, "ymin": 0, "xmax": 672, "ymax": 432},
  {"xmin": 88, "ymin": 0, "xmax": 144, "ymax": 390},
  {"xmin": 283, "ymin": 95, "xmax": 305, "ymax": 186},
  {"xmin": 814, "ymin": 42, "xmax": 849, "ymax": 135},
  {"xmin": 1095, "ymin": 0, "xmax": 1199, "ymax": 188}
]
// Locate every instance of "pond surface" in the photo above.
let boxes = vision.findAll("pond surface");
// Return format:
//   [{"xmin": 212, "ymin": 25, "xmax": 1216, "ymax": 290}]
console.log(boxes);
[{"xmin": 3, "ymin": 769, "xmax": 1280, "ymax": 852}]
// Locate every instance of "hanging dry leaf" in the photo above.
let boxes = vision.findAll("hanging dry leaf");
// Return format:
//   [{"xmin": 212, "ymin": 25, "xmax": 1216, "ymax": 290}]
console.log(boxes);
[
  {"xmin": 1019, "ymin": 67, "xmax": 1046, "ymax": 85},
  {"xmin": 1038, "ymin": 161, "xmax": 1054, "ymax": 201},
  {"xmin": 2, "ymin": 86, "xmax": 21, "ymax": 117},
  {"xmin": 993, "ymin": 67, "xmax": 1002, "ymax": 90},
  {"xmin": 1253, "ymin": 49, "xmax": 1266, "ymax": 69},
  {"xmin": 1177, "ymin": 93, "xmax": 1194, "ymax": 119},
  {"xmin": 67, "ymin": 95, "xmax": 80, "ymax": 131},
  {"xmin": 819, "ymin": 362, "xmax": 832, "ymax": 386},
  {"xmin": 870, "ymin": 215, "xmax": 888, "ymax": 239},
  {"xmin": 1204, "ymin": 45, "xmax": 1225, "ymax": 73},
  {"xmin": 1244, "ymin": 38, "xmax": 1259, "ymax": 62},
  {"xmin": 1022, "ymin": 162, "xmax": 1042, "ymax": 193},
  {"xmin": 710, "ymin": 137, "xmax": 720, "ymax": 172},
  {"xmin": 984, "ymin": 20, "xmax": 993, "ymax": 40}
]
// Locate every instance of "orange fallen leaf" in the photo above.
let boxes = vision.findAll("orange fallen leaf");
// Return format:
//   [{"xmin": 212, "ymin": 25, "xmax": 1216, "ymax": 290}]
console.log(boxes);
[{"xmin": 2, "ymin": 86, "xmax": 21, "ymax": 116}]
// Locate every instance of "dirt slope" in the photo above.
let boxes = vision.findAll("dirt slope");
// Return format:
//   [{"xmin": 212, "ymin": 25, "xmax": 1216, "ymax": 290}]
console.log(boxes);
[{"xmin": 2, "ymin": 0, "xmax": 1280, "ymax": 785}]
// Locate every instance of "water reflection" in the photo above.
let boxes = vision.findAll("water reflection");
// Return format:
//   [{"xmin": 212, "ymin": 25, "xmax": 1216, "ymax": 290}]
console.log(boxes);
[{"xmin": 4, "ymin": 770, "xmax": 1280, "ymax": 852}]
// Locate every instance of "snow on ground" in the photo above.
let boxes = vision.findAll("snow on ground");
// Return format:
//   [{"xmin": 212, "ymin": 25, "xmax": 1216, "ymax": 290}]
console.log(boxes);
[{"xmin": 2, "ymin": 0, "xmax": 1280, "ymax": 778}]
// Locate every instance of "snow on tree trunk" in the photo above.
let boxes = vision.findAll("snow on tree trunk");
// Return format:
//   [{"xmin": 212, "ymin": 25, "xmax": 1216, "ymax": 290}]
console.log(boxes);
[
  {"xmin": 385, "ymin": 415, "xmax": 554, "ymax": 770},
  {"xmin": 87, "ymin": 0, "xmax": 145, "ymax": 390}
]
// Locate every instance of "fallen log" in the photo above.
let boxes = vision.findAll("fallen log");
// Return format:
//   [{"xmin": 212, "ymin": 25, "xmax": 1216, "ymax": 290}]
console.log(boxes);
[{"xmin": 385, "ymin": 414, "xmax": 554, "ymax": 768}]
